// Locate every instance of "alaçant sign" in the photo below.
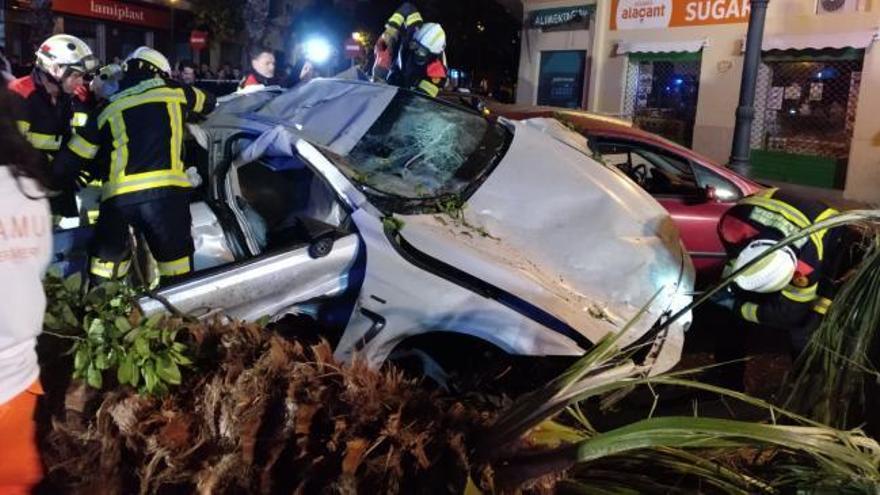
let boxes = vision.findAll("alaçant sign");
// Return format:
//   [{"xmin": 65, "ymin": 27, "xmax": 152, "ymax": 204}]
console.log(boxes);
[
  {"xmin": 611, "ymin": 0, "xmax": 751, "ymax": 30},
  {"xmin": 530, "ymin": 5, "xmax": 595, "ymax": 29}
]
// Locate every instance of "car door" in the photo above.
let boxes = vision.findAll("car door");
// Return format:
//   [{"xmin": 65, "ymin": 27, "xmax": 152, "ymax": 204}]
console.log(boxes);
[
  {"xmin": 592, "ymin": 139, "xmax": 733, "ymax": 283},
  {"xmin": 139, "ymin": 137, "xmax": 360, "ymax": 322}
]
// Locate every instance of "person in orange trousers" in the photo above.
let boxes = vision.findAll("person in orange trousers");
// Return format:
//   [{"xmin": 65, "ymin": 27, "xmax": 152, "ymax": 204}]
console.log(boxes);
[
  {"xmin": 0, "ymin": 383, "xmax": 44, "ymax": 494},
  {"xmin": 0, "ymin": 83, "xmax": 53, "ymax": 493}
]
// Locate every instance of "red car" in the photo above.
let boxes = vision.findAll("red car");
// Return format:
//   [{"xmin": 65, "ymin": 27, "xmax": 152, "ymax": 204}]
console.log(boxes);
[{"xmin": 488, "ymin": 104, "xmax": 764, "ymax": 285}]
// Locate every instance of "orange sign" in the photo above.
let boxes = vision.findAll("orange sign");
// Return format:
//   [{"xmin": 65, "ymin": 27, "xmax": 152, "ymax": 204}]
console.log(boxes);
[{"xmin": 611, "ymin": 0, "xmax": 751, "ymax": 30}]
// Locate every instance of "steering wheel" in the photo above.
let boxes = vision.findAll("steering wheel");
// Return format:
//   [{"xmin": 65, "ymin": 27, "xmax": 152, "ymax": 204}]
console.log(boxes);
[{"xmin": 630, "ymin": 164, "xmax": 649, "ymax": 186}]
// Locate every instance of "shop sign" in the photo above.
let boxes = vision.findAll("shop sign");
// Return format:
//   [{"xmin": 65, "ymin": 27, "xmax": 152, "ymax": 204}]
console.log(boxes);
[
  {"xmin": 190, "ymin": 30, "xmax": 208, "ymax": 51},
  {"xmin": 530, "ymin": 5, "xmax": 594, "ymax": 29},
  {"xmin": 611, "ymin": 0, "xmax": 751, "ymax": 30},
  {"xmin": 52, "ymin": 0, "xmax": 170, "ymax": 30}
]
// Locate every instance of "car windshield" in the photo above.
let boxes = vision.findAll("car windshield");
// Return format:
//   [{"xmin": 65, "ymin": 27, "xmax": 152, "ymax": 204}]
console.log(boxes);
[{"xmin": 328, "ymin": 91, "xmax": 510, "ymax": 208}]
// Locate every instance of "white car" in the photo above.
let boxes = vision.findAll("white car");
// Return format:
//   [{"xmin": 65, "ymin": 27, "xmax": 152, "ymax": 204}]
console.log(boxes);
[{"xmin": 137, "ymin": 79, "xmax": 694, "ymax": 375}]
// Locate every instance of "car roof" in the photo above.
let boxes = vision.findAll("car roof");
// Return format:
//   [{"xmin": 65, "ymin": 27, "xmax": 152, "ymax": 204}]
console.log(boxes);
[{"xmin": 485, "ymin": 102, "xmax": 763, "ymax": 193}]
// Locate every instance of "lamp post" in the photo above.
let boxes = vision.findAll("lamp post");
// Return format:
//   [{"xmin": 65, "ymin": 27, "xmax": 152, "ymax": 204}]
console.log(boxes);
[
  {"xmin": 169, "ymin": 0, "xmax": 177, "ymax": 60},
  {"xmin": 728, "ymin": 0, "xmax": 770, "ymax": 176}
]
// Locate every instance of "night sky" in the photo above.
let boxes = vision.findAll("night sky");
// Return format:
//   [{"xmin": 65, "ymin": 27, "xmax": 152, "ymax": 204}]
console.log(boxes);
[{"xmin": 291, "ymin": 0, "xmax": 522, "ymax": 87}]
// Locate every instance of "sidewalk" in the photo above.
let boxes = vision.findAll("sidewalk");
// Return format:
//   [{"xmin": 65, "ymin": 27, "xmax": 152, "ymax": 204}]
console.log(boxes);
[{"xmin": 760, "ymin": 180, "xmax": 875, "ymax": 210}]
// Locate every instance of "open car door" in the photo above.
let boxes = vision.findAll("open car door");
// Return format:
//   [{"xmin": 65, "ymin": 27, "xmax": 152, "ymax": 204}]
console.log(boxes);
[{"xmin": 139, "ymin": 129, "xmax": 360, "ymax": 322}]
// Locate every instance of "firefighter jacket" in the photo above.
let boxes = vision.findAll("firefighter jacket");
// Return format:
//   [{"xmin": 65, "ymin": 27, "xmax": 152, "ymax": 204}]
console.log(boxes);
[
  {"xmin": 384, "ymin": 2, "xmax": 424, "ymax": 42},
  {"xmin": 720, "ymin": 188, "xmax": 840, "ymax": 330},
  {"xmin": 8, "ymin": 71, "xmax": 92, "ymax": 216},
  {"xmin": 383, "ymin": 2, "xmax": 447, "ymax": 96},
  {"xmin": 53, "ymin": 75, "xmax": 216, "ymax": 207},
  {"xmin": 8, "ymin": 71, "xmax": 89, "ymax": 155}
]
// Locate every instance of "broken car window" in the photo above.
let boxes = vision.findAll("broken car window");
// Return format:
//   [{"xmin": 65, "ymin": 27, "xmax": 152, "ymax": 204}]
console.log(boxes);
[{"xmin": 332, "ymin": 92, "xmax": 510, "ymax": 207}]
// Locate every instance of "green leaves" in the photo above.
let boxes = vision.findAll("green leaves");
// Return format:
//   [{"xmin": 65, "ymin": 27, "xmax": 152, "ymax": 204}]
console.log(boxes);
[
  {"xmin": 156, "ymin": 355, "xmax": 182, "ymax": 386},
  {"xmin": 43, "ymin": 273, "xmax": 194, "ymax": 397}
]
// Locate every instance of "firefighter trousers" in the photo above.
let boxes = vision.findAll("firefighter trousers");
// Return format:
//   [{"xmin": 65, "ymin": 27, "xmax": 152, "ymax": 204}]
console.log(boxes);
[{"xmin": 89, "ymin": 194, "xmax": 194, "ymax": 287}]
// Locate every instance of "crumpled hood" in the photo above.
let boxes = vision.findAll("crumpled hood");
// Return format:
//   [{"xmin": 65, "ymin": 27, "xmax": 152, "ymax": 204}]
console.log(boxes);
[{"xmin": 398, "ymin": 119, "xmax": 694, "ymax": 348}]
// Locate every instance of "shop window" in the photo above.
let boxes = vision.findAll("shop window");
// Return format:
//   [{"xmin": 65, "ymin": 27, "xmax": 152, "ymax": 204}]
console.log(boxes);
[
  {"xmin": 106, "ymin": 24, "xmax": 148, "ymax": 63},
  {"xmin": 750, "ymin": 49, "xmax": 863, "ymax": 189},
  {"xmin": 623, "ymin": 52, "xmax": 702, "ymax": 147},
  {"xmin": 537, "ymin": 50, "xmax": 586, "ymax": 109}
]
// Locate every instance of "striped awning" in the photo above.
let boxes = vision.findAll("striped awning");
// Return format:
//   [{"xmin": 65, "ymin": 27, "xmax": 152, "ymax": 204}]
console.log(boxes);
[
  {"xmin": 617, "ymin": 39, "xmax": 709, "ymax": 56},
  {"xmin": 744, "ymin": 29, "xmax": 879, "ymax": 52}
]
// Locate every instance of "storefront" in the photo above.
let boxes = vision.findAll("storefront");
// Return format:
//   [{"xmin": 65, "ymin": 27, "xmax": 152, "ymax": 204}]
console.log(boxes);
[
  {"xmin": 749, "ymin": 32, "xmax": 877, "ymax": 189},
  {"xmin": 3, "ymin": 0, "xmax": 194, "ymax": 65},
  {"xmin": 517, "ymin": 3, "xmax": 596, "ymax": 109},
  {"xmin": 558, "ymin": 0, "xmax": 880, "ymax": 202},
  {"xmin": 618, "ymin": 40, "xmax": 707, "ymax": 146}
]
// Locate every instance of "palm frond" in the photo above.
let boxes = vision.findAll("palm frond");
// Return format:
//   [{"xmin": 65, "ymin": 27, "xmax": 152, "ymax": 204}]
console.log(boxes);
[{"xmin": 784, "ymin": 234, "xmax": 880, "ymax": 427}]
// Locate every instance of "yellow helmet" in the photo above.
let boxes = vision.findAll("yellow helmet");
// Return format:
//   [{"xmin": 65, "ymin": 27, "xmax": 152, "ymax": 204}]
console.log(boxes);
[{"xmin": 124, "ymin": 46, "xmax": 172, "ymax": 77}]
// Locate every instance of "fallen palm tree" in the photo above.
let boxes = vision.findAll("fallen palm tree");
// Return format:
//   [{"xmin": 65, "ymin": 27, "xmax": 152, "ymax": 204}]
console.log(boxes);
[{"xmin": 38, "ymin": 211, "xmax": 880, "ymax": 494}]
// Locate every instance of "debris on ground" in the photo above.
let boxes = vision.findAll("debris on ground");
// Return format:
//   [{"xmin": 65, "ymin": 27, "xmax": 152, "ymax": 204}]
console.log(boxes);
[{"xmin": 40, "ymin": 319, "xmax": 496, "ymax": 495}]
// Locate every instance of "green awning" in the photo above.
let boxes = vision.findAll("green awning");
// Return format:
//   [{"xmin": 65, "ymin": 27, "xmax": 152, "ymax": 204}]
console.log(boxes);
[
  {"xmin": 763, "ymin": 48, "xmax": 865, "ymax": 62},
  {"xmin": 628, "ymin": 51, "xmax": 703, "ymax": 63}
]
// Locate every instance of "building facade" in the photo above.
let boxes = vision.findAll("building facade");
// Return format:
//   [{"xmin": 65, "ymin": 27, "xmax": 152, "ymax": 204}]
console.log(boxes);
[{"xmin": 518, "ymin": 0, "xmax": 880, "ymax": 203}]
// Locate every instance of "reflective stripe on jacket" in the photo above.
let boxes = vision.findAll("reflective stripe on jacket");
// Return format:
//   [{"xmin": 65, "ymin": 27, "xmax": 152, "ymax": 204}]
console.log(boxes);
[
  {"xmin": 724, "ymin": 188, "xmax": 840, "ymax": 329},
  {"xmin": 59, "ymin": 77, "xmax": 215, "ymax": 201}
]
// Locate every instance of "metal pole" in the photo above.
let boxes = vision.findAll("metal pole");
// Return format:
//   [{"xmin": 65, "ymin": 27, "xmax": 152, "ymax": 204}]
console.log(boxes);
[
  {"xmin": 728, "ymin": 0, "xmax": 769, "ymax": 175},
  {"xmin": 170, "ymin": 4, "xmax": 175, "ymax": 60}
]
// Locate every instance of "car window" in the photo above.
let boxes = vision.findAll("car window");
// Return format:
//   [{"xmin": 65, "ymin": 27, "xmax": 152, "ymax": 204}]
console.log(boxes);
[
  {"xmin": 233, "ymin": 155, "xmax": 347, "ymax": 253},
  {"xmin": 692, "ymin": 164, "xmax": 742, "ymax": 201},
  {"xmin": 594, "ymin": 141, "xmax": 700, "ymax": 197},
  {"xmin": 330, "ymin": 92, "xmax": 510, "ymax": 208}
]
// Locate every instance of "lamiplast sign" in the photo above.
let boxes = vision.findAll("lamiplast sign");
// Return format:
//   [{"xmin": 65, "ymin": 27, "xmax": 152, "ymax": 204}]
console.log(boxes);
[{"xmin": 611, "ymin": 0, "xmax": 751, "ymax": 30}]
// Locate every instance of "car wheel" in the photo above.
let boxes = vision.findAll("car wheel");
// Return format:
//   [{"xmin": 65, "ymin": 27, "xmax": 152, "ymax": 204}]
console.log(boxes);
[{"xmin": 388, "ymin": 332, "xmax": 572, "ymax": 396}]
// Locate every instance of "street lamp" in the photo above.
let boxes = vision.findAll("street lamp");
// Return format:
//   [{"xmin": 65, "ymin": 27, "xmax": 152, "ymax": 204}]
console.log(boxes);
[
  {"xmin": 169, "ymin": 0, "xmax": 177, "ymax": 60},
  {"xmin": 729, "ymin": 0, "xmax": 770, "ymax": 175}
]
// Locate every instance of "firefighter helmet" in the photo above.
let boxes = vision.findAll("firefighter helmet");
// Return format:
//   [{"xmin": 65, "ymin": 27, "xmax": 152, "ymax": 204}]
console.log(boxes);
[
  {"xmin": 414, "ymin": 23, "xmax": 446, "ymax": 55},
  {"xmin": 124, "ymin": 46, "xmax": 172, "ymax": 77},
  {"xmin": 731, "ymin": 239, "xmax": 797, "ymax": 293},
  {"xmin": 35, "ymin": 34, "xmax": 98, "ymax": 80}
]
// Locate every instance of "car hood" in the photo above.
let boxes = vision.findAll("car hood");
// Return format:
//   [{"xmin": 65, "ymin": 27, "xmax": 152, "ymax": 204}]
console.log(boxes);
[{"xmin": 397, "ymin": 119, "xmax": 694, "ymax": 349}]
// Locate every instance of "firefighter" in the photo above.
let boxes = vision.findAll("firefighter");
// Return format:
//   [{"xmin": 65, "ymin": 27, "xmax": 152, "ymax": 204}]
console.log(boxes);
[
  {"xmin": 8, "ymin": 34, "xmax": 98, "ymax": 217},
  {"xmin": 373, "ymin": 3, "xmax": 448, "ymax": 97},
  {"xmin": 712, "ymin": 188, "xmax": 844, "ymax": 352},
  {"xmin": 52, "ymin": 47, "xmax": 216, "ymax": 287}
]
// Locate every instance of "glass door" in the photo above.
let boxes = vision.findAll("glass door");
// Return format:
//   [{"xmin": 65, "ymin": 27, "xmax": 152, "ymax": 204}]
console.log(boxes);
[{"xmin": 537, "ymin": 50, "xmax": 586, "ymax": 109}]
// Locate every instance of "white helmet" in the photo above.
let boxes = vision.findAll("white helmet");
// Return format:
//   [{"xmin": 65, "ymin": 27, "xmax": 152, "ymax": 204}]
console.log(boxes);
[
  {"xmin": 35, "ymin": 34, "xmax": 97, "ymax": 79},
  {"xmin": 124, "ymin": 46, "xmax": 172, "ymax": 77},
  {"xmin": 731, "ymin": 239, "xmax": 797, "ymax": 293},
  {"xmin": 414, "ymin": 23, "xmax": 446, "ymax": 55}
]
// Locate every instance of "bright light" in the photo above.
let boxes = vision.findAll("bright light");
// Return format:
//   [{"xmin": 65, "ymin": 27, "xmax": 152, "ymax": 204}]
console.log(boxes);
[
  {"xmin": 352, "ymin": 31, "xmax": 365, "ymax": 43},
  {"xmin": 304, "ymin": 37, "xmax": 332, "ymax": 64}
]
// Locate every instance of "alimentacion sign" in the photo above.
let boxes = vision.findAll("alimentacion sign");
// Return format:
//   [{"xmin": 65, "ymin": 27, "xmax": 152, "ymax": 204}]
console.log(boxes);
[
  {"xmin": 530, "ymin": 5, "xmax": 595, "ymax": 29},
  {"xmin": 611, "ymin": 0, "xmax": 751, "ymax": 30}
]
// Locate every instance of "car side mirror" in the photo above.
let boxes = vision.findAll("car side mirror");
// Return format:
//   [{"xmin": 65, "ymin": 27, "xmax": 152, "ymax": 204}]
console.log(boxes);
[{"xmin": 702, "ymin": 185, "xmax": 718, "ymax": 203}]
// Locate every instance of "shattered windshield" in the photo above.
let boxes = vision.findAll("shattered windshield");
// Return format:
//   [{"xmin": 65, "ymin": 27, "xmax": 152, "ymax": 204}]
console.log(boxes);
[{"xmin": 330, "ymin": 91, "xmax": 510, "ymax": 207}]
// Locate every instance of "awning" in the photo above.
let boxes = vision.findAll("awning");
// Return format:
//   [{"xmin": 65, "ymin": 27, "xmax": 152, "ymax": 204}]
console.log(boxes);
[
  {"xmin": 744, "ymin": 30, "xmax": 879, "ymax": 52},
  {"xmin": 616, "ymin": 39, "xmax": 708, "ymax": 56}
]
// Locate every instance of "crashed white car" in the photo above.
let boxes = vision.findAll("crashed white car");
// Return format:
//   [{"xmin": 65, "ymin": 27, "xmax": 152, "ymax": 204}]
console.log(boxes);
[{"xmin": 138, "ymin": 79, "xmax": 694, "ymax": 374}]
